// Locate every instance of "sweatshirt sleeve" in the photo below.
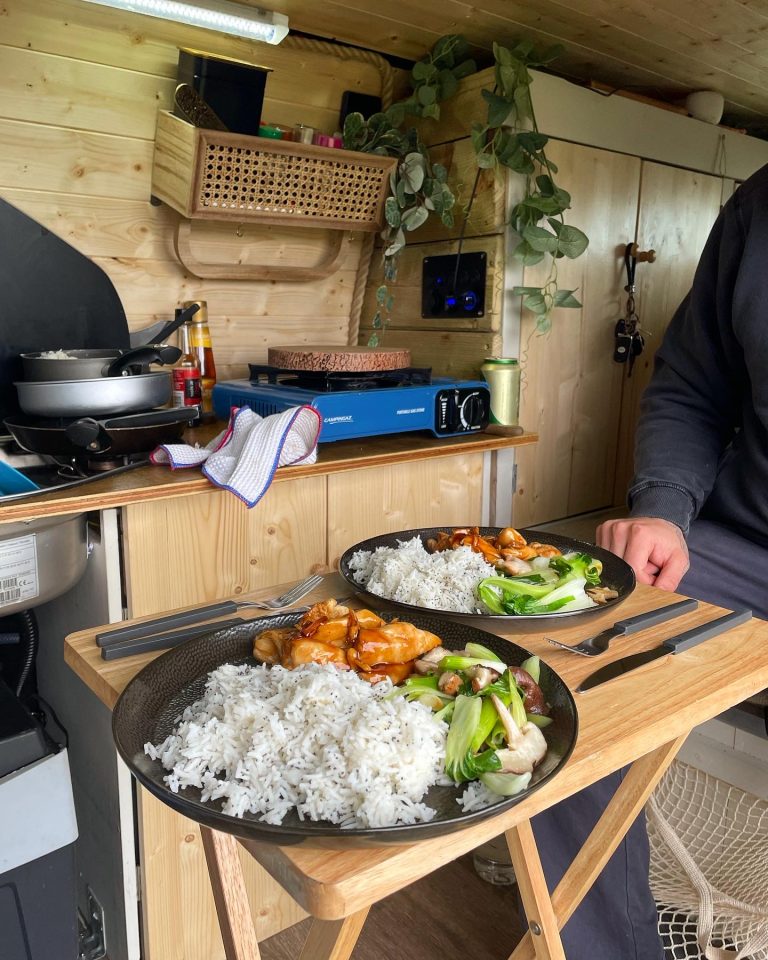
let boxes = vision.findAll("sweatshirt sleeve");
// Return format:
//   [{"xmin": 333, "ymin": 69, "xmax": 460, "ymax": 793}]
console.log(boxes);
[{"xmin": 628, "ymin": 188, "xmax": 747, "ymax": 534}]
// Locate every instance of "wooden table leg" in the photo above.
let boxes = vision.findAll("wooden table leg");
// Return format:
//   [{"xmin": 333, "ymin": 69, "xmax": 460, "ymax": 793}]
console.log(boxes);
[
  {"xmin": 507, "ymin": 821, "xmax": 566, "ymax": 960},
  {"xmin": 507, "ymin": 734, "xmax": 687, "ymax": 960},
  {"xmin": 200, "ymin": 827, "xmax": 261, "ymax": 960},
  {"xmin": 298, "ymin": 909, "xmax": 371, "ymax": 960}
]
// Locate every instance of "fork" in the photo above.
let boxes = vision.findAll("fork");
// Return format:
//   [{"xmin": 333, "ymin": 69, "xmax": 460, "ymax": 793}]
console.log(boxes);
[{"xmin": 95, "ymin": 573, "xmax": 324, "ymax": 648}]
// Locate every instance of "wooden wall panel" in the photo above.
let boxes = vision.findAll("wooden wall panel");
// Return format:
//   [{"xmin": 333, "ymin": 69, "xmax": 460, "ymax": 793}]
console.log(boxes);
[
  {"xmin": 612, "ymin": 161, "xmax": 723, "ymax": 503},
  {"xmin": 413, "ymin": 139, "xmax": 506, "ymax": 243},
  {"xmin": 512, "ymin": 141, "xmax": 643, "ymax": 527},
  {"xmin": 0, "ymin": 0, "xmax": 385, "ymax": 363},
  {"xmin": 363, "ymin": 234, "xmax": 503, "ymax": 334},
  {"xmin": 355, "ymin": 328, "xmax": 499, "ymax": 379}
]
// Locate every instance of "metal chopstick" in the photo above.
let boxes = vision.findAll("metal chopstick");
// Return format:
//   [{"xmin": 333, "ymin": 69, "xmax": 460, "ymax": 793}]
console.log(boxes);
[
  {"xmin": 100, "ymin": 617, "xmax": 246, "ymax": 660},
  {"xmin": 96, "ymin": 600, "xmax": 239, "ymax": 647}
]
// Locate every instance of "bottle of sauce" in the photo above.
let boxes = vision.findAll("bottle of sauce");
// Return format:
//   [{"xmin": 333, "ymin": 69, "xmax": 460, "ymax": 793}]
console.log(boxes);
[
  {"xmin": 182, "ymin": 300, "xmax": 217, "ymax": 420},
  {"xmin": 171, "ymin": 317, "xmax": 202, "ymax": 426}
]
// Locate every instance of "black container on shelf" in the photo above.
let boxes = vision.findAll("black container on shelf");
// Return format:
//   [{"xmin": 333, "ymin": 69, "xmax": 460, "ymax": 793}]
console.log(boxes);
[{"xmin": 176, "ymin": 48, "xmax": 271, "ymax": 136}]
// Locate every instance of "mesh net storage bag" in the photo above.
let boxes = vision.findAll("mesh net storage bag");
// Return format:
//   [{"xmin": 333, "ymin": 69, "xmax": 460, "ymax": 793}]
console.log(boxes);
[{"xmin": 647, "ymin": 760, "xmax": 768, "ymax": 959}]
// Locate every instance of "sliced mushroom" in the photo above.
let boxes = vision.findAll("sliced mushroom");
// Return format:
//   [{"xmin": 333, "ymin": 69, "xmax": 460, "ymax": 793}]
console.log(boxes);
[
  {"xmin": 468, "ymin": 664, "xmax": 500, "ymax": 692},
  {"xmin": 490, "ymin": 694, "xmax": 548, "ymax": 774},
  {"xmin": 413, "ymin": 645, "xmax": 450, "ymax": 675},
  {"xmin": 586, "ymin": 586, "xmax": 620, "ymax": 605},
  {"xmin": 438, "ymin": 671, "xmax": 463, "ymax": 696}
]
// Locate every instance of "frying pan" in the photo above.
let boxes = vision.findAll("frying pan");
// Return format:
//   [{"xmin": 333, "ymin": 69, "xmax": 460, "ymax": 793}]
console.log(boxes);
[
  {"xmin": 20, "ymin": 303, "xmax": 198, "ymax": 382},
  {"xmin": 4, "ymin": 408, "xmax": 197, "ymax": 457},
  {"xmin": 14, "ymin": 369, "xmax": 174, "ymax": 418}
]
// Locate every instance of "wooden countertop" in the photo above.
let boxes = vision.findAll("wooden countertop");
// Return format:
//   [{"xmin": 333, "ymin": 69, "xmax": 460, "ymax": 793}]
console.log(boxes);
[{"xmin": 0, "ymin": 428, "xmax": 535, "ymax": 523}]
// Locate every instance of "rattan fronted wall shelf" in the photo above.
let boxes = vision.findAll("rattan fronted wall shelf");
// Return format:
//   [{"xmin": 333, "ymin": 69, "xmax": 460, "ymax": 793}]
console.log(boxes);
[{"xmin": 151, "ymin": 111, "xmax": 397, "ymax": 282}]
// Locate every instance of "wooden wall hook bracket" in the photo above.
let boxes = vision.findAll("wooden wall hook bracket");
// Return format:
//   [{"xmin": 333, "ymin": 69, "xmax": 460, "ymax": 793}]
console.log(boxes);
[{"xmin": 627, "ymin": 243, "xmax": 657, "ymax": 263}]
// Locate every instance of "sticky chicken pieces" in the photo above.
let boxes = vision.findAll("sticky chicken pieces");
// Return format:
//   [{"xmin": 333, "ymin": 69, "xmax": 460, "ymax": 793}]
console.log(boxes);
[
  {"xmin": 252, "ymin": 599, "xmax": 443, "ymax": 684},
  {"xmin": 426, "ymin": 526, "xmax": 562, "ymax": 574}
]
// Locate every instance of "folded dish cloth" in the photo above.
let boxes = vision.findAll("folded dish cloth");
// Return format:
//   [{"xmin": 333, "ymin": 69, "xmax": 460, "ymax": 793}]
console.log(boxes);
[{"xmin": 151, "ymin": 405, "xmax": 321, "ymax": 507}]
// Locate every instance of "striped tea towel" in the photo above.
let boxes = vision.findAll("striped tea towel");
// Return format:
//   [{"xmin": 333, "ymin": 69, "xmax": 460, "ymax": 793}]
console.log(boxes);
[{"xmin": 151, "ymin": 405, "xmax": 321, "ymax": 507}]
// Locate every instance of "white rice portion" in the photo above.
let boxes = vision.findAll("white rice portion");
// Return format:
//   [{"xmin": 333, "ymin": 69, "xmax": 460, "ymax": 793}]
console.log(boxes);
[
  {"xmin": 347, "ymin": 537, "xmax": 496, "ymax": 613},
  {"xmin": 145, "ymin": 661, "xmax": 450, "ymax": 828},
  {"xmin": 37, "ymin": 349, "xmax": 77, "ymax": 359}
]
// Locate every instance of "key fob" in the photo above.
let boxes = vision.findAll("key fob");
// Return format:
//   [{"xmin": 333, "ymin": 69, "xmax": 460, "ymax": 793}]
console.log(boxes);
[{"xmin": 614, "ymin": 319, "xmax": 631, "ymax": 363}]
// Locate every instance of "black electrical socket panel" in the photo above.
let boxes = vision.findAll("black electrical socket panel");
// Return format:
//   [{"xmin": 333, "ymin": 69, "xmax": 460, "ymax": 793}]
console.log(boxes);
[{"xmin": 421, "ymin": 252, "xmax": 487, "ymax": 319}]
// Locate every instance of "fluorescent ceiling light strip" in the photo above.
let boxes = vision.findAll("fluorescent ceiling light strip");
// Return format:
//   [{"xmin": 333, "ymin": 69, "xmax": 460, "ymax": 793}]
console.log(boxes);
[{"xmin": 80, "ymin": 0, "xmax": 289, "ymax": 43}]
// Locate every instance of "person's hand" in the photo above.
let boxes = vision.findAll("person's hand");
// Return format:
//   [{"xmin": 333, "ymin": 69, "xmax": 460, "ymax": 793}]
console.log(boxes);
[{"xmin": 596, "ymin": 516, "xmax": 689, "ymax": 591}]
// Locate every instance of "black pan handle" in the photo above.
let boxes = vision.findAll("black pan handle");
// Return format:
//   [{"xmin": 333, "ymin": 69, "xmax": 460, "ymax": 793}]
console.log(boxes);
[
  {"xmin": 105, "ymin": 344, "xmax": 181, "ymax": 376},
  {"xmin": 151, "ymin": 302, "xmax": 201, "ymax": 346},
  {"xmin": 65, "ymin": 418, "xmax": 113, "ymax": 452}
]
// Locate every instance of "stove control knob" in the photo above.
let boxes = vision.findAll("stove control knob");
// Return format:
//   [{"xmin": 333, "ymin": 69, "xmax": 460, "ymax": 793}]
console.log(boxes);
[{"xmin": 458, "ymin": 389, "xmax": 488, "ymax": 431}]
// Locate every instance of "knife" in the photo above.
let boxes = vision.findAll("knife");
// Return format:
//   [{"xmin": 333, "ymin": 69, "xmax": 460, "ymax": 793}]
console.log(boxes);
[
  {"xmin": 547, "ymin": 597, "xmax": 699, "ymax": 656},
  {"xmin": 576, "ymin": 608, "xmax": 752, "ymax": 692}
]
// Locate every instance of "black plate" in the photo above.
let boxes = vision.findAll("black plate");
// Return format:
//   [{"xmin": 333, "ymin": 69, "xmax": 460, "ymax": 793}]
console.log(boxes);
[
  {"xmin": 112, "ymin": 609, "xmax": 578, "ymax": 847},
  {"xmin": 338, "ymin": 526, "xmax": 635, "ymax": 629}
]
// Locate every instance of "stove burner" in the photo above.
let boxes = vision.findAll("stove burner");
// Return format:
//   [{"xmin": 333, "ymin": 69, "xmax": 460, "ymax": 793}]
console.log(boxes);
[{"xmin": 247, "ymin": 364, "xmax": 433, "ymax": 393}]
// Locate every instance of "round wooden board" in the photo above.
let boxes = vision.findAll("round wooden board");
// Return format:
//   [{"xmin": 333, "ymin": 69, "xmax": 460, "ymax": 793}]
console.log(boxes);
[{"xmin": 268, "ymin": 345, "xmax": 411, "ymax": 372}]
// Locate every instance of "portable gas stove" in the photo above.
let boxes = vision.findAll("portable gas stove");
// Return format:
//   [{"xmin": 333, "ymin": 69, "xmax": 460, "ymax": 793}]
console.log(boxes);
[{"xmin": 212, "ymin": 366, "xmax": 490, "ymax": 442}]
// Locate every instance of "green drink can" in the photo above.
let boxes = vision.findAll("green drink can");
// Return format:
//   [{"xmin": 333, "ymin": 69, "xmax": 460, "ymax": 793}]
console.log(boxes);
[{"xmin": 480, "ymin": 357, "xmax": 521, "ymax": 425}]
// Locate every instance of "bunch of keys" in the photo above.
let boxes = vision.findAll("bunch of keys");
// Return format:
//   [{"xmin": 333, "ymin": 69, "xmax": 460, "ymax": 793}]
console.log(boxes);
[
  {"xmin": 614, "ymin": 254, "xmax": 646, "ymax": 376},
  {"xmin": 613, "ymin": 314, "xmax": 645, "ymax": 376}
]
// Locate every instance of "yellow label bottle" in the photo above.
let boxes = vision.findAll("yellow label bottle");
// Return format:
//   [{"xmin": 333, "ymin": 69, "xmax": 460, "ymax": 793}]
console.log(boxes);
[{"xmin": 183, "ymin": 300, "xmax": 217, "ymax": 419}]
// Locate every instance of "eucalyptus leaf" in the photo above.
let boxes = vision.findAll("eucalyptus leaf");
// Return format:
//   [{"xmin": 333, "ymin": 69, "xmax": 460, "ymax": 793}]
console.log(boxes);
[
  {"xmin": 523, "ymin": 224, "xmax": 560, "ymax": 252},
  {"xmin": 476, "ymin": 151, "xmax": 497, "ymax": 170},
  {"xmin": 512, "ymin": 285, "xmax": 545, "ymax": 296},
  {"xmin": 482, "ymin": 89, "xmax": 513, "ymax": 127},
  {"xmin": 441, "ymin": 209, "xmax": 455, "ymax": 228},
  {"xmin": 554, "ymin": 224, "xmax": 589, "ymax": 258},
  {"xmin": 512, "ymin": 240, "xmax": 545, "ymax": 266},
  {"xmin": 438, "ymin": 70, "xmax": 458, "ymax": 99},
  {"xmin": 412, "ymin": 60, "xmax": 437, "ymax": 81},
  {"xmin": 376, "ymin": 285, "xmax": 388, "ymax": 306},
  {"xmin": 553, "ymin": 289, "xmax": 582, "ymax": 308},
  {"xmin": 384, "ymin": 197, "xmax": 401, "ymax": 228},
  {"xmin": 453, "ymin": 58, "xmax": 477, "ymax": 79},
  {"xmin": 433, "ymin": 163, "xmax": 448, "ymax": 182},
  {"xmin": 402, "ymin": 206, "xmax": 429, "ymax": 232},
  {"xmin": 418, "ymin": 84, "xmax": 437, "ymax": 106},
  {"xmin": 368, "ymin": 333, "xmax": 380, "ymax": 347},
  {"xmin": 522, "ymin": 292, "xmax": 549, "ymax": 314},
  {"xmin": 372, "ymin": 311, "xmax": 382, "ymax": 329},
  {"xmin": 422, "ymin": 102, "xmax": 441, "ymax": 120},
  {"xmin": 384, "ymin": 227, "xmax": 406, "ymax": 257},
  {"xmin": 517, "ymin": 131, "xmax": 549, "ymax": 153}
]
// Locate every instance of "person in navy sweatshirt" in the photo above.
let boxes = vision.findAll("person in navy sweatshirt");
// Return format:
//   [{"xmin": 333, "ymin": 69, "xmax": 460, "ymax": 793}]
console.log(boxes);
[{"xmin": 531, "ymin": 163, "xmax": 768, "ymax": 959}]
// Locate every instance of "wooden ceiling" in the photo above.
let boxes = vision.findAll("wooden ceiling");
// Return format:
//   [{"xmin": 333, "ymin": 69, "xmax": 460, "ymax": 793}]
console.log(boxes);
[{"xmin": 256, "ymin": 0, "xmax": 768, "ymax": 134}]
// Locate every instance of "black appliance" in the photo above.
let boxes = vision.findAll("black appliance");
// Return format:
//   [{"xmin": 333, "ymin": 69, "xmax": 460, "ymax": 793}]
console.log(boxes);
[{"xmin": 0, "ymin": 197, "xmax": 130, "ymax": 423}]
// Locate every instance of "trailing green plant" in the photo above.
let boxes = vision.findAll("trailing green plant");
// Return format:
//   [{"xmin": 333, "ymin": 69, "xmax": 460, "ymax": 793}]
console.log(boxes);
[
  {"xmin": 344, "ymin": 34, "xmax": 589, "ymax": 342},
  {"xmin": 471, "ymin": 40, "xmax": 589, "ymax": 331}
]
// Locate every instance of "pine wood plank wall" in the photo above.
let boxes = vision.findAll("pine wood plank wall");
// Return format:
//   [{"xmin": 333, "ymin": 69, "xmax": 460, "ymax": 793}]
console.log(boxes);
[{"xmin": 0, "ymin": 0, "xmax": 385, "ymax": 379}]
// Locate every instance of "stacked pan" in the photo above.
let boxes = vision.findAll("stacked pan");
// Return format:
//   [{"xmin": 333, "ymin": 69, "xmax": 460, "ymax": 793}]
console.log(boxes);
[{"xmin": 5, "ymin": 305, "xmax": 200, "ymax": 458}]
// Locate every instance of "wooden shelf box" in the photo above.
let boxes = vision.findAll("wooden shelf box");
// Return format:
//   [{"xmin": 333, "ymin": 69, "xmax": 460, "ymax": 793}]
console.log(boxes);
[{"xmin": 151, "ymin": 111, "xmax": 396, "ymax": 232}]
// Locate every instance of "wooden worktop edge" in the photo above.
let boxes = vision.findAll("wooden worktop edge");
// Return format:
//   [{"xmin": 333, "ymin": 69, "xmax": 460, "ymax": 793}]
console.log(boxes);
[{"xmin": 0, "ymin": 431, "xmax": 536, "ymax": 522}]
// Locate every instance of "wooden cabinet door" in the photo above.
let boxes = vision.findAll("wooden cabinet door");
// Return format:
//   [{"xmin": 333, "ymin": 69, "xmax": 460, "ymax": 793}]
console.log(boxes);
[
  {"xmin": 327, "ymin": 454, "xmax": 485, "ymax": 568},
  {"xmin": 612, "ymin": 162, "xmax": 724, "ymax": 503},
  {"xmin": 121, "ymin": 478, "xmax": 327, "ymax": 617},
  {"xmin": 512, "ymin": 140, "xmax": 642, "ymax": 526},
  {"xmin": 512, "ymin": 144, "xmax": 725, "ymax": 527}
]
